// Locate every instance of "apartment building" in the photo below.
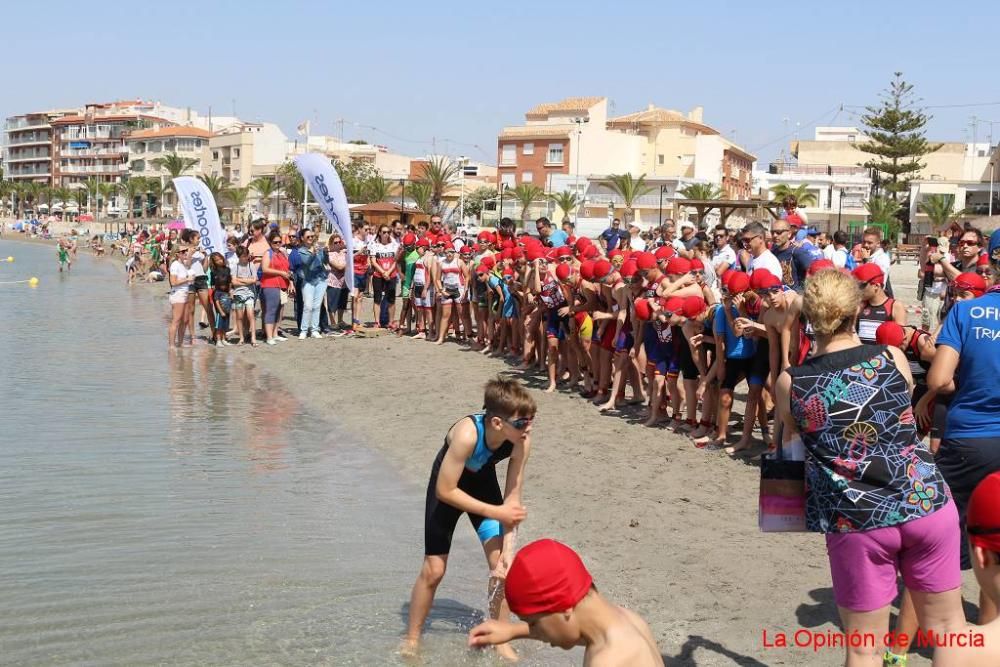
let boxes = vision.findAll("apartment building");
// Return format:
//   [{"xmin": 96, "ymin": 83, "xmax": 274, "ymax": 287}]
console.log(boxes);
[
  {"xmin": 127, "ymin": 126, "xmax": 212, "ymax": 181},
  {"xmin": 3, "ymin": 100, "xmax": 229, "ymax": 188},
  {"xmin": 496, "ymin": 97, "xmax": 757, "ymax": 225},
  {"xmin": 3, "ymin": 109, "xmax": 76, "ymax": 184},
  {"xmin": 206, "ymin": 122, "xmax": 288, "ymax": 188}
]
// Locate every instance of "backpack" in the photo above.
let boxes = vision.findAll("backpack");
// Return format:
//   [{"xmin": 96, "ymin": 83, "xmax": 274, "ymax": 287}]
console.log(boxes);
[{"xmin": 842, "ymin": 250, "xmax": 857, "ymax": 270}]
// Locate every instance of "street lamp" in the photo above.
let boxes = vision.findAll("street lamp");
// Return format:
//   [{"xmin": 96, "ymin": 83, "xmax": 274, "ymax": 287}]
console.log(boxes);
[
  {"xmin": 572, "ymin": 117, "xmax": 589, "ymax": 223},
  {"xmin": 458, "ymin": 155, "xmax": 468, "ymax": 225},
  {"xmin": 990, "ymin": 161, "xmax": 995, "ymax": 217},
  {"xmin": 498, "ymin": 182, "xmax": 509, "ymax": 223},
  {"xmin": 658, "ymin": 184, "xmax": 669, "ymax": 226},
  {"xmin": 398, "ymin": 178, "xmax": 406, "ymax": 224}
]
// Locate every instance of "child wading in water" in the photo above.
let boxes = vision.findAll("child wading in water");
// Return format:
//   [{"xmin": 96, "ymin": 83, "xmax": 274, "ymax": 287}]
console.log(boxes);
[{"xmin": 402, "ymin": 377, "xmax": 535, "ymax": 662}]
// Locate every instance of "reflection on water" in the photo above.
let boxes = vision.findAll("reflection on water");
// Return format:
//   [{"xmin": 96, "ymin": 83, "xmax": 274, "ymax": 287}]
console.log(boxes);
[{"xmin": 0, "ymin": 241, "xmax": 571, "ymax": 666}]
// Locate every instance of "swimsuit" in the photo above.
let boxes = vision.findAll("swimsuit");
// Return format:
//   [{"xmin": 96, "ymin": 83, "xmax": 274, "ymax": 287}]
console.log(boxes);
[{"xmin": 424, "ymin": 413, "xmax": 513, "ymax": 556}]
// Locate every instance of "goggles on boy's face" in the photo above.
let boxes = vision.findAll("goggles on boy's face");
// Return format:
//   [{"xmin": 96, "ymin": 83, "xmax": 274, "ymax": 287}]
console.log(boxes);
[
  {"xmin": 757, "ymin": 286, "xmax": 783, "ymax": 297},
  {"xmin": 503, "ymin": 415, "xmax": 533, "ymax": 430}
]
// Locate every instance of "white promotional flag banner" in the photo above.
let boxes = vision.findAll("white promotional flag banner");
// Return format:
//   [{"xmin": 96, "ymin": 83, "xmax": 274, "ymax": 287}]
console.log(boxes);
[
  {"xmin": 293, "ymin": 153, "xmax": 353, "ymax": 270},
  {"xmin": 173, "ymin": 176, "xmax": 226, "ymax": 255}
]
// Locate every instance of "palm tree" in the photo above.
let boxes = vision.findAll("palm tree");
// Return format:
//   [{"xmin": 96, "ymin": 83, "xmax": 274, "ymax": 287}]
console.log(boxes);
[
  {"xmin": 918, "ymin": 194, "xmax": 960, "ymax": 233},
  {"xmin": 97, "ymin": 182, "xmax": 116, "ymax": 221},
  {"xmin": 606, "ymin": 173, "xmax": 654, "ymax": 224},
  {"xmin": 511, "ymin": 184, "xmax": 544, "ymax": 225},
  {"xmin": 52, "ymin": 187, "xmax": 73, "ymax": 217},
  {"xmin": 277, "ymin": 162, "xmax": 305, "ymax": 221},
  {"xmin": 548, "ymin": 190, "xmax": 580, "ymax": 222},
  {"xmin": 224, "ymin": 186, "xmax": 250, "ymax": 225},
  {"xmin": 865, "ymin": 195, "xmax": 902, "ymax": 224},
  {"xmin": 364, "ymin": 176, "xmax": 392, "ymax": 204},
  {"xmin": 769, "ymin": 183, "xmax": 818, "ymax": 207},
  {"xmin": 0, "ymin": 179, "xmax": 10, "ymax": 216},
  {"xmin": 677, "ymin": 182, "xmax": 723, "ymax": 227},
  {"xmin": 197, "ymin": 174, "xmax": 230, "ymax": 216},
  {"xmin": 343, "ymin": 176, "xmax": 367, "ymax": 203},
  {"xmin": 22, "ymin": 182, "xmax": 42, "ymax": 216},
  {"xmin": 250, "ymin": 176, "xmax": 278, "ymax": 220},
  {"xmin": 143, "ymin": 178, "xmax": 163, "ymax": 218},
  {"xmin": 84, "ymin": 178, "xmax": 101, "ymax": 216},
  {"xmin": 72, "ymin": 187, "xmax": 88, "ymax": 216},
  {"xmin": 418, "ymin": 156, "xmax": 459, "ymax": 214},
  {"xmin": 155, "ymin": 152, "xmax": 200, "ymax": 213},
  {"xmin": 119, "ymin": 178, "xmax": 145, "ymax": 218},
  {"xmin": 406, "ymin": 181, "xmax": 433, "ymax": 214}
]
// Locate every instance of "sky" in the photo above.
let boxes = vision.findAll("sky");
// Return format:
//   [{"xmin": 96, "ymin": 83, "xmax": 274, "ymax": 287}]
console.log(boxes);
[{"xmin": 3, "ymin": 0, "xmax": 1000, "ymax": 167}]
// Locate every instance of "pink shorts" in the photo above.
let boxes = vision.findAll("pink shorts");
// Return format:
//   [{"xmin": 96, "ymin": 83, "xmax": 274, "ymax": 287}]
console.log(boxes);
[{"xmin": 825, "ymin": 500, "xmax": 961, "ymax": 612}]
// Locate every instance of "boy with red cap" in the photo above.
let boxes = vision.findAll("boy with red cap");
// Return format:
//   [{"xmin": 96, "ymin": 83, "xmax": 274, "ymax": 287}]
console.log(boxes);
[
  {"xmin": 468, "ymin": 539, "xmax": 664, "ymax": 666},
  {"xmin": 933, "ymin": 472, "xmax": 1000, "ymax": 667},
  {"xmin": 534, "ymin": 254, "xmax": 577, "ymax": 393},
  {"xmin": 598, "ymin": 260, "xmax": 646, "ymax": 411},
  {"xmin": 404, "ymin": 378, "xmax": 536, "ymax": 661},
  {"xmin": 636, "ymin": 296, "xmax": 686, "ymax": 426},
  {"xmin": 704, "ymin": 272, "xmax": 763, "ymax": 450},
  {"xmin": 854, "ymin": 263, "xmax": 906, "ymax": 344}
]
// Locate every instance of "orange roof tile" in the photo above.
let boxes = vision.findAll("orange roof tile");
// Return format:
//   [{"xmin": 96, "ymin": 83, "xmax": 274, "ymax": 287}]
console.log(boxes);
[
  {"xmin": 499, "ymin": 125, "xmax": 574, "ymax": 140},
  {"xmin": 607, "ymin": 107, "xmax": 688, "ymax": 125},
  {"xmin": 525, "ymin": 96, "xmax": 604, "ymax": 119},
  {"xmin": 127, "ymin": 126, "xmax": 211, "ymax": 139}
]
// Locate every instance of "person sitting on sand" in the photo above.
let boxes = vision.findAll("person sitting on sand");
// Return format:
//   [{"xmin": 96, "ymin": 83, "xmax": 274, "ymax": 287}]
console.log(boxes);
[
  {"xmin": 403, "ymin": 377, "xmax": 535, "ymax": 662},
  {"xmin": 468, "ymin": 538, "xmax": 664, "ymax": 666}
]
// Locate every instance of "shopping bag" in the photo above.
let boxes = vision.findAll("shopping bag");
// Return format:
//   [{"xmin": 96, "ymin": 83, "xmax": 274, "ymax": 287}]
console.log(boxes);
[{"xmin": 759, "ymin": 435, "xmax": 806, "ymax": 532}]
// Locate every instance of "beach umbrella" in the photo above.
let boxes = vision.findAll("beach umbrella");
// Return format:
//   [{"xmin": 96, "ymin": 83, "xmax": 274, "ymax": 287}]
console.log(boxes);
[
  {"xmin": 167, "ymin": 220, "xmax": 186, "ymax": 231},
  {"xmin": 78, "ymin": 214, "xmax": 94, "ymax": 222}
]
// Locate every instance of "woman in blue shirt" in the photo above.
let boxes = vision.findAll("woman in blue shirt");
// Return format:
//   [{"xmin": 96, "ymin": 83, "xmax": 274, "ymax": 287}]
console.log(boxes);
[{"xmin": 927, "ymin": 246, "xmax": 1000, "ymax": 624}]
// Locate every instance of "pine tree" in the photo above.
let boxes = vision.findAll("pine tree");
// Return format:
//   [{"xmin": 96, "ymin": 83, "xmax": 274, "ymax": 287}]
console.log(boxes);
[{"xmin": 857, "ymin": 72, "xmax": 943, "ymax": 201}]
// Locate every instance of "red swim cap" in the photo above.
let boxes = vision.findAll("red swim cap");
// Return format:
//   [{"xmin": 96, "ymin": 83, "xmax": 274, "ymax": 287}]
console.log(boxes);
[
  {"xmin": 875, "ymin": 321, "xmax": 906, "ymax": 348},
  {"xmin": 583, "ymin": 245, "xmax": 599, "ymax": 260},
  {"xmin": 663, "ymin": 296, "xmax": 685, "ymax": 314},
  {"xmin": 416, "ymin": 238, "xmax": 430, "ymax": 248},
  {"xmin": 578, "ymin": 260, "xmax": 596, "ymax": 281},
  {"xmin": 665, "ymin": 257, "xmax": 692, "ymax": 276},
  {"xmin": 852, "ymin": 263, "xmax": 884, "ymax": 286},
  {"xmin": 635, "ymin": 252, "xmax": 657, "ymax": 271},
  {"xmin": 967, "ymin": 472, "xmax": 1000, "ymax": 554},
  {"xmin": 402, "ymin": 232, "xmax": 417, "ymax": 245},
  {"xmin": 555, "ymin": 263, "xmax": 572, "ymax": 281},
  {"xmin": 620, "ymin": 260, "xmax": 638, "ymax": 279},
  {"xmin": 720, "ymin": 269, "xmax": 735, "ymax": 287},
  {"xmin": 505, "ymin": 539, "xmax": 593, "ymax": 616},
  {"xmin": 633, "ymin": 297, "xmax": 653, "ymax": 321},
  {"xmin": 682, "ymin": 295, "xmax": 707, "ymax": 318},
  {"xmin": 592, "ymin": 259, "xmax": 613, "ymax": 280},
  {"xmin": 654, "ymin": 246, "xmax": 675, "ymax": 262},
  {"xmin": 557, "ymin": 245, "xmax": 573, "ymax": 258},
  {"xmin": 750, "ymin": 270, "xmax": 782, "ymax": 290},
  {"xmin": 807, "ymin": 259, "xmax": 835, "ymax": 276},
  {"xmin": 953, "ymin": 272, "xmax": 987, "ymax": 296},
  {"xmin": 727, "ymin": 272, "xmax": 751, "ymax": 294},
  {"xmin": 479, "ymin": 255, "xmax": 495, "ymax": 269}
]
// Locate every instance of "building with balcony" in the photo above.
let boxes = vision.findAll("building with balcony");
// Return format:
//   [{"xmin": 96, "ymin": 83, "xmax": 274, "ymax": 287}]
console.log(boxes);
[
  {"xmin": 769, "ymin": 126, "xmax": 997, "ymax": 234},
  {"xmin": 206, "ymin": 122, "xmax": 288, "ymax": 189},
  {"xmin": 3, "ymin": 109, "xmax": 76, "ymax": 184},
  {"xmin": 127, "ymin": 126, "xmax": 212, "ymax": 183}
]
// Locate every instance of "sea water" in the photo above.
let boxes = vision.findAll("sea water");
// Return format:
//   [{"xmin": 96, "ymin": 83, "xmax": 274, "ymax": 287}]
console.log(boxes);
[{"xmin": 0, "ymin": 241, "xmax": 571, "ymax": 665}]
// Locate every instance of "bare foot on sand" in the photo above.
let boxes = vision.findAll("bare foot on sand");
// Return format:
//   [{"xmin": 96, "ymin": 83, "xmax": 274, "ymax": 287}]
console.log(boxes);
[
  {"xmin": 598, "ymin": 400, "xmax": 618, "ymax": 412},
  {"xmin": 545, "ymin": 383, "xmax": 557, "ymax": 393},
  {"xmin": 725, "ymin": 439, "xmax": 754, "ymax": 456},
  {"xmin": 643, "ymin": 413, "xmax": 665, "ymax": 427}
]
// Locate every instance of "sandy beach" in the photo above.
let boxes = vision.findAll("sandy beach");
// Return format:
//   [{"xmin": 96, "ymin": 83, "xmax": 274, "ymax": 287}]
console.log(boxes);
[
  {"xmin": 239, "ymin": 312, "xmax": 977, "ymax": 666},
  {"xmin": 8, "ymin": 230, "xmax": 975, "ymax": 665}
]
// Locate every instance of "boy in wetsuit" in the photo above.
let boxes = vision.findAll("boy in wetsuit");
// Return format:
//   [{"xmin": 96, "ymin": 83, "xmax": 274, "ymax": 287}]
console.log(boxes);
[
  {"xmin": 469, "ymin": 539, "xmax": 664, "ymax": 666},
  {"xmin": 403, "ymin": 377, "xmax": 536, "ymax": 661}
]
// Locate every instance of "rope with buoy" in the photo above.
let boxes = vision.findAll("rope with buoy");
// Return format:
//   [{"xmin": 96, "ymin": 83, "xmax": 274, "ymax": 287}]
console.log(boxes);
[{"xmin": 0, "ymin": 277, "xmax": 39, "ymax": 286}]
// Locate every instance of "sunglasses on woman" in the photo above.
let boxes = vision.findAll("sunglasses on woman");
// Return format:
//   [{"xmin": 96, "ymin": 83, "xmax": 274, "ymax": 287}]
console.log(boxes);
[{"xmin": 958, "ymin": 240, "xmax": 980, "ymax": 247}]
